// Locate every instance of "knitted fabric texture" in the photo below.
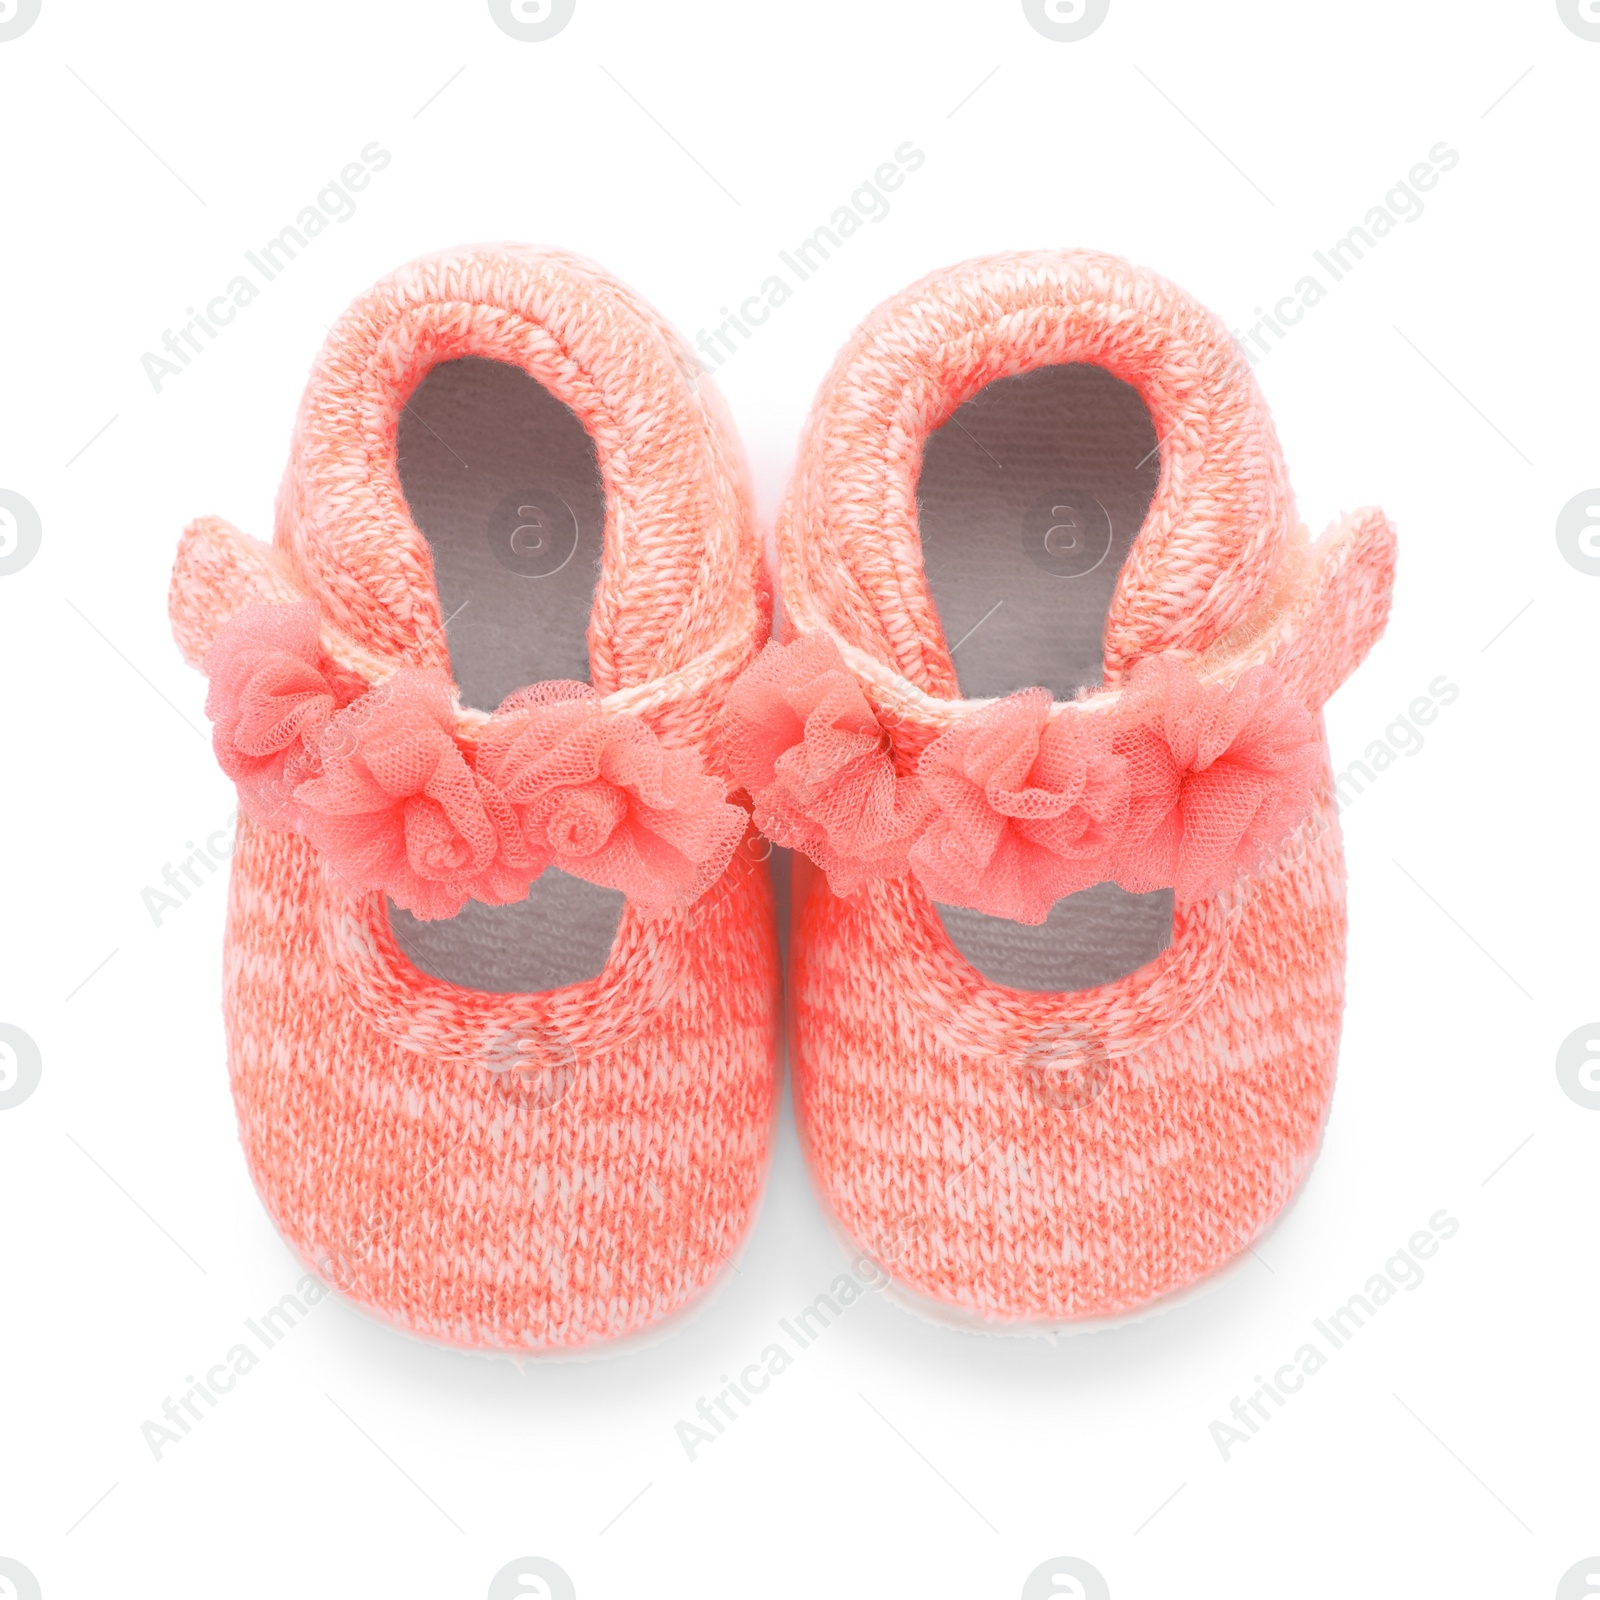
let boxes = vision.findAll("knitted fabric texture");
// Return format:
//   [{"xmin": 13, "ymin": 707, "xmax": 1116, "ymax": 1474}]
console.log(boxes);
[
  {"xmin": 775, "ymin": 250, "xmax": 1397, "ymax": 1324},
  {"xmin": 169, "ymin": 246, "xmax": 777, "ymax": 1352}
]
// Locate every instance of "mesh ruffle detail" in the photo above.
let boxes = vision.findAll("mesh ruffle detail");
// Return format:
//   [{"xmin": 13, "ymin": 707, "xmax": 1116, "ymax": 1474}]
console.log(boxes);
[
  {"xmin": 720, "ymin": 632, "xmax": 1320, "ymax": 923},
  {"xmin": 203, "ymin": 602, "xmax": 746, "ymax": 920}
]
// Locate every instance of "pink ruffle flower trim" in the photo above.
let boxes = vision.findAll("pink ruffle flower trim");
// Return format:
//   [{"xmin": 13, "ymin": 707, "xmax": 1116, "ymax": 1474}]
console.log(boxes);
[
  {"xmin": 720, "ymin": 633, "xmax": 1321, "ymax": 923},
  {"xmin": 203, "ymin": 602, "xmax": 746, "ymax": 920},
  {"xmin": 715, "ymin": 631, "xmax": 932, "ymax": 897}
]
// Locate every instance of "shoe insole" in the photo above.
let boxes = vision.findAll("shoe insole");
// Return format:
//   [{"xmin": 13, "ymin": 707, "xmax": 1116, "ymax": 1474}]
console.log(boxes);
[
  {"xmin": 917, "ymin": 363, "xmax": 1173, "ymax": 992},
  {"xmin": 385, "ymin": 356, "xmax": 625, "ymax": 994}
]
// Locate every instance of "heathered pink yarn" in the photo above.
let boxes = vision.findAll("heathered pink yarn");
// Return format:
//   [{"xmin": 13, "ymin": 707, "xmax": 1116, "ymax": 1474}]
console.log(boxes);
[
  {"xmin": 169, "ymin": 246, "xmax": 777, "ymax": 1352},
  {"xmin": 775, "ymin": 251, "xmax": 1397, "ymax": 1324}
]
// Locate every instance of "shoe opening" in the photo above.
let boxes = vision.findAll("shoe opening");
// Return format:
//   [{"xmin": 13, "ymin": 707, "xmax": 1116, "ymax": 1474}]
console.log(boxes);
[
  {"xmin": 385, "ymin": 355, "xmax": 625, "ymax": 994},
  {"xmin": 917, "ymin": 362, "xmax": 1173, "ymax": 993}
]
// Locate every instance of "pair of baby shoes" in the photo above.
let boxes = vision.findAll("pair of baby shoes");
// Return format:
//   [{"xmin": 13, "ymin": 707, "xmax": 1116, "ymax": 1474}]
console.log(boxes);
[{"xmin": 169, "ymin": 245, "xmax": 1395, "ymax": 1352}]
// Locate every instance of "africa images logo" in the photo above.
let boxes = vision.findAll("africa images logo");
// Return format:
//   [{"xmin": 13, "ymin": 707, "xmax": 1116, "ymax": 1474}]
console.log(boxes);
[
  {"xmin": 489, "ymin": 0, "xmax": 575, "ymax": 41},
  {"xmin": 1206, "ymin": 1211, "xmax": 1460, "ymax": 1461},
  {"xmin": 0, "ymin": 0, "xmax": 41, "ymax": 42},
  {"xmin": 1022, "ymin": 0, "xmax": 1109, "ymax": 42},
  {"xmin": 0, "ymin": 489, "xmax": 42, "ymax": 576}
]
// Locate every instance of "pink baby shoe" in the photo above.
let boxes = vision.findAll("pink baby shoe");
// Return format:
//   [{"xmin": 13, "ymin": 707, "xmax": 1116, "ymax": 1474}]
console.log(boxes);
[
  {"xmin": 170, "ymin": 246, "xmax": 778, "ymax": 1352},
  {"xmin": 723, "ymin": 251, "xmax": 1396, "ymax": 1328}
]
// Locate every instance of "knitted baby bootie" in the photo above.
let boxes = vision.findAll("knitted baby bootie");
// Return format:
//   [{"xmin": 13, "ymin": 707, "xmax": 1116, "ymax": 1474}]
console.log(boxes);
[
  {"xmin": 723, "ymin": 251, "xmax": 1396, "ymax": 1328},
  {"xmin": 170, "ymin": 246, "xmax": 778, "ymax": 1352}
]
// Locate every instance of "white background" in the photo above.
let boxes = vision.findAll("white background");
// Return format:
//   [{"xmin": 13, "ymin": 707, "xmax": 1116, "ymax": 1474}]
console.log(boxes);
[{"xmin": 1, "ymin": 2, "xmax": 1596, "ymax": 1597}]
